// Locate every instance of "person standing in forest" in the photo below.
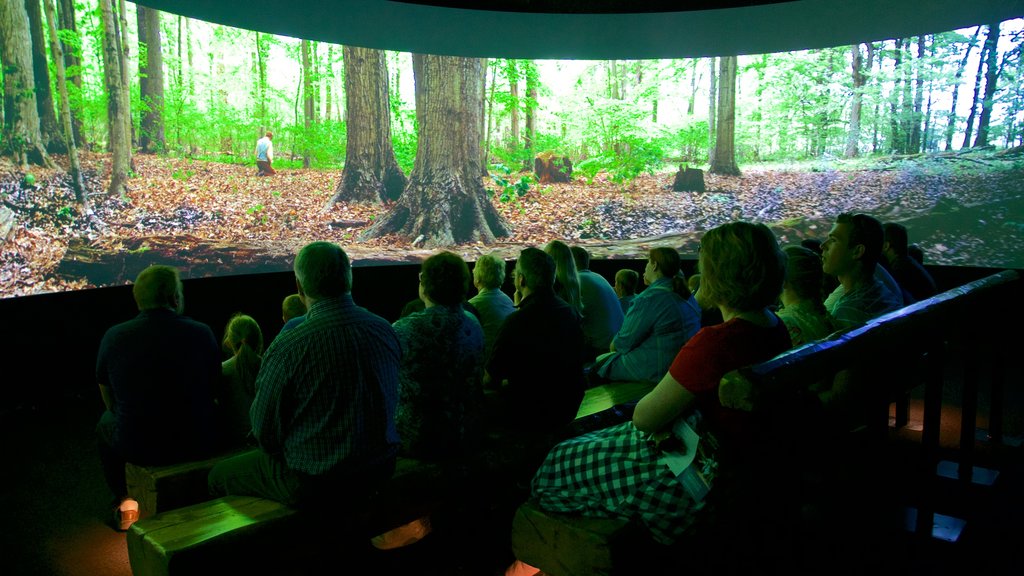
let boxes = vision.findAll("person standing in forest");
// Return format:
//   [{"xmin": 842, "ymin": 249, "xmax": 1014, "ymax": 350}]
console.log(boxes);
[{"xmin": 255, "ymin": 131, "xmax": 276, "ymax": 176}]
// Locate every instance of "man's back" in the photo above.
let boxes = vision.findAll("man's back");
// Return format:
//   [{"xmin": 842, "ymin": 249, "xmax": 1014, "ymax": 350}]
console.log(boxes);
[
  {"xmin": 488, "ymin": 289, "xmax": 586, "ymax": 430},
  {"xmin": 577, "ymin": 269, "xmax": 625, "ymax": 355},
  {"xmin": 97, "ymin": 309, "xmax": 220, "ymax": 464},
  {"xmin": 468, "ymin": 287, "xmax": 515, "ymax": 360},
  {"xmin": 251, "ymin": 294, "xmax": 401, "ymax": 475}
]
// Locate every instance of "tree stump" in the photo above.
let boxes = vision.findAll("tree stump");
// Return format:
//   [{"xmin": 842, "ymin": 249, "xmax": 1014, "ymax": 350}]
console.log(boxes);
[
  {"xmin": 672, "ymin": 167, "xmax": 705, "ymax": 192},
  {"xmin": 534, "ymin": 152, "xmax": 573, "ymax": 183}
]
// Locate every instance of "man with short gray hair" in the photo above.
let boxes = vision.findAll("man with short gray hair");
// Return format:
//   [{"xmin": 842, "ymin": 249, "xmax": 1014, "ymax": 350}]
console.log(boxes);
[
  {"xmin": 209, "ymin": 242, "xmax": 401, "ymax": 512},
  {"xmin": 96, "ymin": 265, "xmax": 220, "ymax": 531}
]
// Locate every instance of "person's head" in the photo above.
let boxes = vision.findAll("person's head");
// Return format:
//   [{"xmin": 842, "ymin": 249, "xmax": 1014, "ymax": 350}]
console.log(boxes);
[
  {"xmin": 800, "ymin": 238, "xmax": 823, "ymax": 255},
  {"xmin": 908, "ymin": 243, "xmax": 925, "ymax": 265},
  {"xmin": 569, "ymin": 245, "xmax": 590, "ymax": 271},
  {"xmin": 293, "ymin": 242, "xmax": 352, "ymax": 304},
  {"xmin": 545, "ymin": 240, "xmax": 577, "ymax": 278},
  {"xmin": 472, "ymin": 252, "xmax": 506, "ymax": 291},
  {"xmin": 697, "ymin": 221, "xmax": 786, "ymax": 312},
  {"xmin": 265, "ymin": 131, "xmax": 273, "ymax": 139},
  {"xmin": 132, "ymin": 265, "xmax": 184, "ymax": 313},
  {"xmin": 687, "ymin": 273, "xmax": 701, "ymax": 294},
  {"xmin": 281, "ymin": 293, "xmax": 306, "ymax": 323},
  {"xmin": 614, "ymin": 269, "xmax": 639, "ymax": 298},
  {"xmin": 821, "ymin": 213, "xmax": 884, "ymax": 282},
  {"xmin": 223, "ymin": 313, "xmax": 264, "ymax": 357},
  {"xmin": 781, "ymin": 245, "xmax": 825, "ymax": 306},
  {"xmin": 514, "ymin": 247, "xmax": 556, "ymax": 296},
  {"xmin": 882, "ymin": 222, "xmax": 910, "ymax": 261},
  {"xmin": 419, "ymin": 251, "xmax": 470, "ymax": 307},
  {"xmin": 644, "ymin": 246, "xmax": 683, "ymax": 286}
]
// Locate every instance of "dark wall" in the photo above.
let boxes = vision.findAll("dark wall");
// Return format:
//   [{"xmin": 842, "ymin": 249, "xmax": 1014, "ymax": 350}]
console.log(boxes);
[{"xmin": 0, "ymin": 257, "xmax": 1010, "ymax": 414}]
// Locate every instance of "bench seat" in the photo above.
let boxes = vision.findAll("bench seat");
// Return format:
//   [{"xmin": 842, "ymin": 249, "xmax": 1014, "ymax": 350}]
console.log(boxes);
[{"xmin": 126, "ymin": 449, "xmax": 246, "ymax": 518}]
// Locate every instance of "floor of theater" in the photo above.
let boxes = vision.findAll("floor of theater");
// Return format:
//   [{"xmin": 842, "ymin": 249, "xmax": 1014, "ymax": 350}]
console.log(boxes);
[{"xmin": 3, "ymin": 380, "xmax": 1022, "ymax": 576}]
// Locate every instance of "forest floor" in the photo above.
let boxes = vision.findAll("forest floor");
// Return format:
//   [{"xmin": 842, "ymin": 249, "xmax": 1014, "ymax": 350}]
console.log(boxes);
[{"xmin": 1, "ymin": 148, "xmax": 1022, "ymax": 298}]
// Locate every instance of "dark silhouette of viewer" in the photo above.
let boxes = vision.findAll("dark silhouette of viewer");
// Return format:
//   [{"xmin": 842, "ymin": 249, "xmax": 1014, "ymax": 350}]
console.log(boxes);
[
  {"xmin": 571, "ymin": 245, "xmax": 624, "ymax": 362},
  {"xmin": 95, "ymin": 265, "xmax": 220, "ymax": 531},
  {"xmin": 217, "ymin": 313, "xmax": 263, "ymax": 450},
  {"xmin": 881, "ymin": 222, "xmax": 938, "ymax": 303},
  {"xmin": 208, "ymin": 242, "xmax": 401, "ymax": 513}
]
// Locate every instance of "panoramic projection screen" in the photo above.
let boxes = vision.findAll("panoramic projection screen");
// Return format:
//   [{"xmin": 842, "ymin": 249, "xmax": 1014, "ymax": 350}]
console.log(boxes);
[{"xmin": 0, "ymin": 0, "xmax": 1021, "ymax": 300}]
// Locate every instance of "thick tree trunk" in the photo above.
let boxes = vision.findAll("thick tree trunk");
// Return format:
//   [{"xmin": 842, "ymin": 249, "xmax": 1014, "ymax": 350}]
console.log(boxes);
[
  {"xmin": 361, "ymin": 54, "xmax": 510, "ymax": 247},
  {"xmin": 115, "ymin": 0, "xmax": 133, "ymax": 153},
  {"xmin": 0, "ymin": 0, "xmax": 53, "ymax": 168},
  {"xmin": 26, "ymin": 0, "xmax": 65, "ymax": 153},
  {"xmin": 707, "ymin": 57, "xmax": 717, "ymax": 162},
  {"xmin": 43, "ymin": 0, "xmax": 89, "ymax": 212},
  {"xmin": 909, "ymin": 36, "xmax": 926, "ymax": 153},
  {"xmin": 962, "ymin": 34, "xmax": 988, "ymax": 150},
  {"xmin": 137, "ymin": 5, "xmax": 165, "ymax": 153},
  {"xmin": 56, "ymin": 0, "xmax": 85, "ymax": 148},
  {"xmin": 100, "ymin": 0, "xmax": 129, "ymax": 198},
  {"xmin": 973, "ymin": 22, "xmax": 1001, "ymax": 148},
  {"xmin": 709, "ymin": 56, "xmax": 740, "ymax": 176},
  {"xmin": 324, "ymin": 46, "xmax": 407, "ymax": 208}
]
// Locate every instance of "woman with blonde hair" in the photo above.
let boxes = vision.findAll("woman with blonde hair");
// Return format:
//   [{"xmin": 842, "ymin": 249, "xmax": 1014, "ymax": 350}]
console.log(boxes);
[
  {"xmin": 524, "ymin": 221, "xmax": 791, "ymax": 555},
  {"xmin": 218, "ymin": 313, "xmax": 264, "ymax": 449},
  {"xmin": 544, "ymin": 239, "xmax": 582, "ymax": 318}
]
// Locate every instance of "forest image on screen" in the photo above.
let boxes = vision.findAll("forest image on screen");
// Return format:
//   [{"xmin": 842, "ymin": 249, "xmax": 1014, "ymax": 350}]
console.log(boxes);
[{"xmin": 0, "ymin": 2, "xmax": 1022, "ymax": 299}]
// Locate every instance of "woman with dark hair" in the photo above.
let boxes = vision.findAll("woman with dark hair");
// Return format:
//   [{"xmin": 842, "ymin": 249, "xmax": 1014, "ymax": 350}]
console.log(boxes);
[
  {"xmin": 218, "ymin": 313, "xmax": 264, "ymax": 449},
  {"xmin": 522, "ymin": 221, "xmax": 791, "ymax": 555},
  {"xmin": 544, "ymin": 239, "xmax": 583, "ymax": 318},
  {"xmin": 392, "ymin": 251, "xmax": 485, "ymax": 465},
  {"xmin": 592, "ymin": 246, "xmax": 701, "ymax": 384}
]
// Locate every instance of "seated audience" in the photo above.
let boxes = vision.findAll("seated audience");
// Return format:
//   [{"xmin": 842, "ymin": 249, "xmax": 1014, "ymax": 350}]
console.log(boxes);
[
  {"xmin": 882, "ymin": 222, "xmax": 938, "ymax": 303},
  {"xmin": 571, "ymin": 245, "xmax": 625, "ymax": 361},
  {"xmin": 592, "ymin": 247, "xmax": 701, "ymax": 384},
  {"xmin": 821, "ymin": 213, "xmax": 903, "ymax": 330},
  {"xmin": 217, "ymin": 313, "xmax": 263, "ymax": 450},
  {"xmin": 96, "ymin": 265, "xmax": 220, "ymax": 531},
  {"xmin": 281, "ymin": 293, "xmax": 306, "ymax": 324},
  {"xmin": 393, "ymin": 251, "xmax": 485, "ymax": 467},
  {"xmin": 468, "ymin": 252, "xmax": 516, "ymax": 361},
  {"xmin": 544, "ymin": 239, "xmax": 583, "ymax": 319},
  {"xmin": 908, "ymin": 243, "xmax": 925, "ymax": 266},
  {"xmin": 209, "ymin": 242, "xmax": 400, "ymax": 512},
  {"xmin": 613, "ymin": 268, "xmax": 639, "ymax": 314},
  {"xmin": 526, "ymin": 221, "xmax": 791, "ymax": 549},
  {"xmin": 776, "ymin": 245, "xmax": 832, "ymax": 347},
  {"xmin": 687, "ymin": 272, "xmax": 701, "ymax": 295},
  {"xmin": 483, "ymin": 247, "xmax": 586, "ymax": 481}
]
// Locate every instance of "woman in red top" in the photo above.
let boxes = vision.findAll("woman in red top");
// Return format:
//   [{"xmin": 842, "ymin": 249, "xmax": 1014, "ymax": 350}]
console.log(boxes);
[{"xmin": 527, "ymin": 221, "xmax": 791, "ymax": 549}]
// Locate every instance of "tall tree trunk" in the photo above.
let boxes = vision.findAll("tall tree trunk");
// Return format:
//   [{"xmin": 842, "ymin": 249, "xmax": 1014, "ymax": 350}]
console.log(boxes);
[
  {"xmin": 687, "ymin": 60, "xmax": 698, "ymax": 116},
  {"xmin": 845, "ymin": 43, "xmax": 866, "ymax": 158},
  {"xmin": 524, "ymin": 60, "xmax": 537, "ymax": 152},
  {"xmin": 944, "ymin": 27, "xmax": 980, "ymax": 151},
  {"xmin": 962, "ymin": 35, "xmax": 988, "ymax": 150},
  {"xmin": 325, "ymin": 44, "xmax": 333, "ymax": 121},
  {"xmin": 909, "ymin": 36, "xmax": 926, "ymax": 153},
  {"xmin": 43, "ymin": 0, "xmax": 87, "ymax": 208},
  {"xmin": 888, "ymin": 39, "xmax": 904, "ymax": 153},
  {"xmin": 0, "ymin": 0, "xmax": 52, "ymax": 167},
  {"xmin": 484, "ymin": 61, "xmax": 497, "ymax": 170},
  {"xmin": 708, "ymin": 56, "xmax": 740, "ymax": 176},
  {"xmin": 100, "ymin": 0, "xmax": 129, "ymax": 198},
  {"xmin": 361, "ymin": 54, "xmax": 510, "ymax": 247},
  {"xmin": 26, "ymin": 0, "xmax": 64, "ymax": 153},
  {"xmin": 973, "ymin": 22, "xmax": 1001, "ymax": 148},
  {"xmin": 301, "ymin": 39, "xmax": 313, "ymax": 169},
  {"xmin": 137, "ymin": 5, "xmax": 165, "ymax": 153},
  {"xmin": 115, "ymin": 0, "xmax": 133, "ymax": 155},
  {"xmin": 707, "ymin": 57, "xmax": 718, "ymax": 163},
  {"xmin": 323, "ymin": 46, "xmax": 407, "ymax": 208},
  {"xmin": 57, "ymin": 0, "xmax": 84, "ymax": 147},
  {"xmin": 506, "ymin": 60, "xmax": 520, "ymax": 151}
]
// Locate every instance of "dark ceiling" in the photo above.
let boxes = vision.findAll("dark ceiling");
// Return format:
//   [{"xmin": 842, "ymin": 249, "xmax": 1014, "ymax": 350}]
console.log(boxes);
[{"xmin": 136, "ymin": 0, "xmax": 1023, "ymax": 60}]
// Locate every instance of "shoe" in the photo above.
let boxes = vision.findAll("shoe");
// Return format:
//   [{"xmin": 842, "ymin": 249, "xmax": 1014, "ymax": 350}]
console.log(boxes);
[{"xmin": 115, "ymin": 498, "xmax": 139, "ymax": 532}]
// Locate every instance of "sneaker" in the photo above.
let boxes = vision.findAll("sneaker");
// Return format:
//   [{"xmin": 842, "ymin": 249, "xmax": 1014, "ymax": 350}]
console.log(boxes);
[{"xmin": 115, "ymin": 498, "xmax": 139, "ymax": 531}]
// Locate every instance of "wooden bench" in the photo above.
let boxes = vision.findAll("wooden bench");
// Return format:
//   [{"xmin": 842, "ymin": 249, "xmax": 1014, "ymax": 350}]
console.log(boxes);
[
  {"xmin": 509, "ymin": 269, "xmax": 1021, "ymax": 576},
  {"xmin": 128, "ymin": 456, "xmax": 446, "ymax": 576},
  {"xmin": 126, "ymin": 449, "xmax": 247, "ymax": 518}
]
